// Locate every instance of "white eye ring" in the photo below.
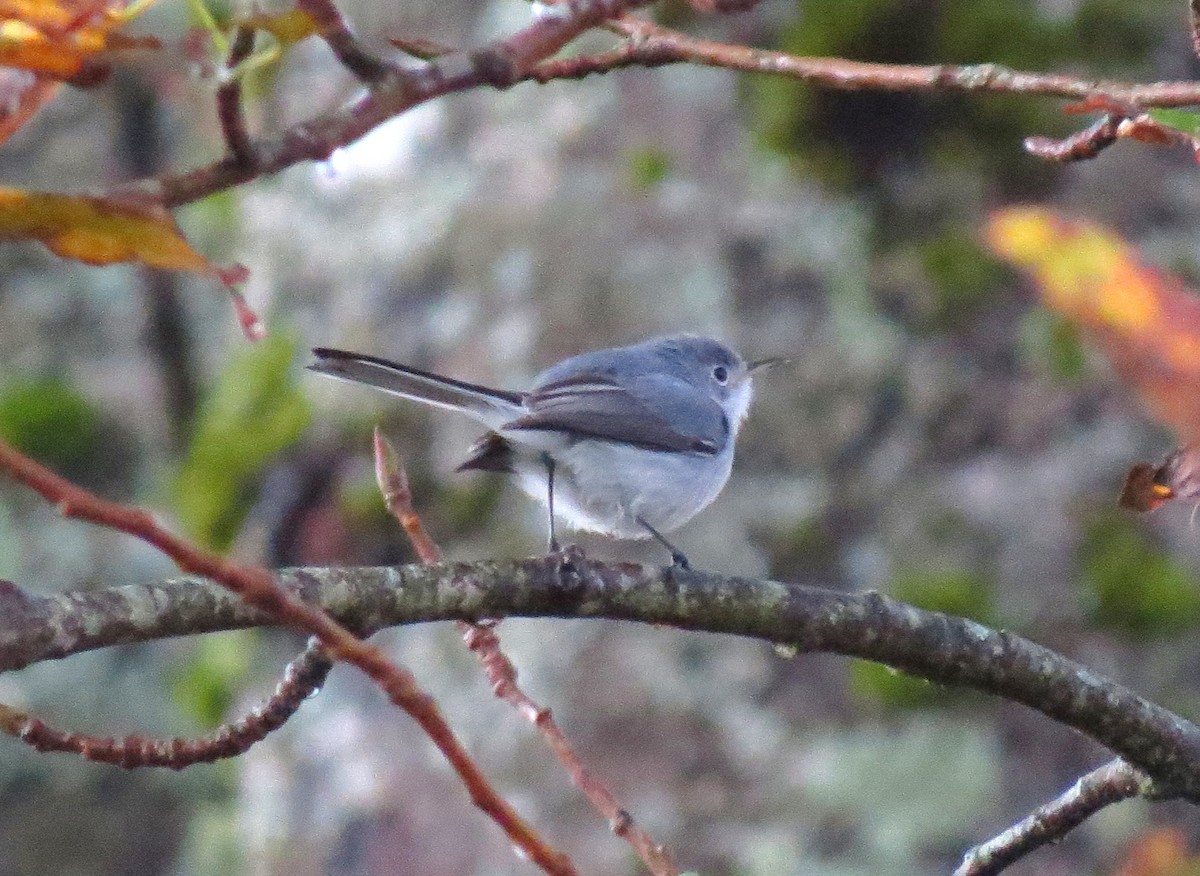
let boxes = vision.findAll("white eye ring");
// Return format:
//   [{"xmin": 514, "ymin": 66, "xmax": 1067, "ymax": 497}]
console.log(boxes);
[{"xmin": 712, "ymin": 365, "xmax": 729, "ymax": 385}]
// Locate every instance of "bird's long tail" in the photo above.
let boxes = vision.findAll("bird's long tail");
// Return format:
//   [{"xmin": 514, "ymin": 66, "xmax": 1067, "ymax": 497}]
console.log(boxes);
[{"xmin": 308, "ymin": 348, "xmax": 524, "ymax": 426}]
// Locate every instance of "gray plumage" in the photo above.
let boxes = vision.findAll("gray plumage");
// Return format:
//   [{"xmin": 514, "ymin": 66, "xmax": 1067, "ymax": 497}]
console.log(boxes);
[{"xmin": 309, "ymin": 335, "xmax": 762, "ymax": 548}]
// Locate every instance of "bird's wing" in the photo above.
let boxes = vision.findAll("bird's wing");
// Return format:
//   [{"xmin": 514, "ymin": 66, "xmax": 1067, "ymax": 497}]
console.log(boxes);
[{"xmin": 505, "ymin": 373, "xmax": 725, "ymax": 455}]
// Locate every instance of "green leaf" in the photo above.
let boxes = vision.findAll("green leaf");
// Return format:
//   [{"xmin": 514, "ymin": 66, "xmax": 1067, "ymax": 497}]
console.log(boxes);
[
  {"xmin": 627, "ymin": 146, "xmax": 672, "ymax": 192},
  {"xmin": 173, "ymin": 332, "xmax": 310, "ymax": 549},
  {"xmin": 1147, "ymin": 108, "xmax": 1200, "ymax": 137},
  {"xmin": 0, "ymin": 378, "xmax": 101, "ymax": 472},
  {"xmin": 1080, "ymin": 513, "xmax": 1200, "ymax": 637},
  {"xmin": 170, "ymin": 631, "xmax": 260, "ymax": 728}
]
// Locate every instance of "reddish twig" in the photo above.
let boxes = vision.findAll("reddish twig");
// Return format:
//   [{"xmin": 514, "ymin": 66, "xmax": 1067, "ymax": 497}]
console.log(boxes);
[
  {"xmin": 954, "ymin": 759, "xmax": 1149, "ymax": 876},
  {"xmin": 150, "ymin": 7, "xmax": 1200, "ymax": 211},
  {"xmin": 603, "ymin": 14, "xmax": 1200, "ymax": 106},
  {"xmin": 1025, "ymin": 109, "xmax": 1200, "ymax": 163},
  {"xmin": 373, "ymin": 427, "xmax": 443, "ymax": 564},
  {"xmin": 1115, "ymin": 114, "xmax": 1200, "ymax": 160},
  {"xmin": 0, "ymin": 638, "xmax": 331, "ymax": 768},
  {"xmin": 0, "ymin": 438, "xmax": 575, "ymax": 876},
  {"xmin": 1024, "ymin": 114, "xmax": 1122, "ymax": 161},
  {"xmin": 372, "ymin": 428, "xmax": 679, "ymax": 875},
  {"xmin": 0, "ymin": 73, "xmax": 60, "ymax": 147},
  {"xmin": 154, "ymin": 0, "xmax": 655, "ymax": 208},
  {"xmin": 1192, "ymin": 1, "xmax": 1200, "ymax": 60},
  {"xmin": 143, "ymin": 2, "xmax": 1200, "ymax": 211},
  {"xmin": 216, "ymin": 27, "xmax": 256, "ymax": 165},
  {"xmin": 294, "ymin": 0, "xmax": 390, "ymax": 84},
  {"xmin": 459, "ymin": 621, "xmax": 679, "ymax": 875}
]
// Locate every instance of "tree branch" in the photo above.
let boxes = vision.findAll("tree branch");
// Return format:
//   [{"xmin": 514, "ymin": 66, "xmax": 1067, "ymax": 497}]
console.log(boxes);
[
  {"xmin": 155, "ymin": 0, "xmax": 656, "ymax": 208},
  {"xmin": 0, "ymin": 440, "xmax": 576, "ymax": 876},
  {"xmin": 5, "ymin": 560, "xmax": 1200, "ymax": 802},
  {"xmin": 294, "ymin": 0, "xmax": 390, "ymax": 84},
  {"xmin": 0, "ymin": 638, "xmax": 331, "ymax": 768},
  {"xmin": 215, "ymin": 27, "xmax": 256, "ymax": 165},
  {"xmin": 954, "ymin": 758, "xmax": 1148, "ymax": 876},
  {"xmin": 143, "ymin": 6, "xmax": 1200, "ymax": 210},
  {"xmin": 374, "ymin": 429, "xmax": 678, "ymax": 875}
]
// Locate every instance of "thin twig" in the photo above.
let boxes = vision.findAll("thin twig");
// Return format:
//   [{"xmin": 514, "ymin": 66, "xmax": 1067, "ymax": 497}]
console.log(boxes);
[
  {"xmin": 153, "ymin": 0, "xmax": 656, "ymax": 207},
  {"xmin": 1192, "ymin": 0, "xmax": 1200, "ymax": 60},
  {"xmin": 372, "ymin": 428, "xmax": 679, "ymax": 875},
  {"xmin": 150, "ymin": 7, "xmax": 1200, "ymax": 210},
  {"xmin": 216, "ymin": 27, "xmax": 256, "ymax": 165},
  {"xmin": 0, "ymin": 438, "xmax": 575, "ymax": 876},
  {"xmin": 0, "ymin": 638, "xmax": 331, "ymax": 768},
  {"xmin": 1024, "ymin": 114, "xmax": 1122, "ymax": 161},
  {"xmin": 373, "ymin": 427, "xmax": 442, "ymax": 565},
  {"xmin": 955, "ymin": 759, "xmax": 1149, "ymax": 876},
  {"xmin": 0, "ymin": 75, "xmax": 59, "ymax": 147},
  {"xmin": 294, "ymin": 0, "xmax": 392, "ymax": 83}
]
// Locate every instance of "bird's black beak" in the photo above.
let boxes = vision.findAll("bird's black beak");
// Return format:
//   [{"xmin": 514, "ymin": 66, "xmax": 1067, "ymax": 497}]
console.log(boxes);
[{"xmin": 747, "ymin": 356, "xmax": 791, "ymax": 374}]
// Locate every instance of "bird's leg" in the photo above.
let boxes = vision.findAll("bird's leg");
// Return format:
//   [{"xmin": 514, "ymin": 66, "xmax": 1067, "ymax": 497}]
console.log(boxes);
[
  {"xmin": 636, "ymin": 516, "xmax": 690, "ymax": 569},
  {"xmin": 544, "ymin": 453, "xmax": 560, "ymax": 554}
]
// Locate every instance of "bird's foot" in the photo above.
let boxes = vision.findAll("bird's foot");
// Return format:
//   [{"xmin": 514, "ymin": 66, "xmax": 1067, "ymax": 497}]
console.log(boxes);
[{"xmin": 549, "ymin": 541, "xmax": 587, "ymax": 574}]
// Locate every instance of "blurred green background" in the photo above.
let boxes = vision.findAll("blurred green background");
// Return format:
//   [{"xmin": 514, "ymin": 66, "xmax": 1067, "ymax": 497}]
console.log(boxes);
[{"xmin": 2, "ymin": 0, "xmax": 1200, "ymax": 873}]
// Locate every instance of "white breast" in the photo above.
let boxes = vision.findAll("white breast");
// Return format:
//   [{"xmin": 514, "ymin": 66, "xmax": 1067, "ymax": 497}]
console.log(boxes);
[{"xmin": 512, "ymin": 439, "xmax": 735, "ymax": 539}]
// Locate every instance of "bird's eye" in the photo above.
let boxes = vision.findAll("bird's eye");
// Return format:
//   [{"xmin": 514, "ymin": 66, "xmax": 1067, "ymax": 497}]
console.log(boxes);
[{"xmin": 712, "ymin": 365, "xmax": 729, "ymax": 385}]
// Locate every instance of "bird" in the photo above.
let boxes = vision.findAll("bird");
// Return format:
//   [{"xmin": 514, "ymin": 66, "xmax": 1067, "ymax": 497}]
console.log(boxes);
[{"xmin": 308, "ymin": 334, "xmax": 777, "ymax": 567}]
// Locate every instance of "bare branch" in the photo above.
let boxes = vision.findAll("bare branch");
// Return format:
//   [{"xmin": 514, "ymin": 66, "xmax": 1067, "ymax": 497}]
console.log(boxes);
[
  {"xmin": 602, "ymin": 15, "xmax": 1200, "ymax": 107},
  {"xmin": 294, "ymin": 0, "xmax": 390, "ymax": 84},
  {"xmin": 373, "ymin": 430, "xmax": 679, "ymax": 875},
  {"xmin": 141, "ymin": 1, "xmax": 1200, "ymax": 210},
  {"xmin": 154, "ymin": 0, "xmax": 655, "ymax": 207},
  {"xmin": 955, "ymin": 759, "xmax": 1148, "ymax": 876},
  {"xmin": 216, "ymin": 27, "xmax": 256, "ymax": 165},
  {"xmin": 0, "ymin": 438, "xmax": 575, "ymax": 875},
  {"xmin": 0, "ymin": 638, "xmax": 331, "ymax": 768},
  {"xmin": 6, "ymin": 562, "xmax": 1200, "ymax": 802},
  {"xmin": 1192, "ymin": 0, "xmax": 1200, "ymax": 60}
]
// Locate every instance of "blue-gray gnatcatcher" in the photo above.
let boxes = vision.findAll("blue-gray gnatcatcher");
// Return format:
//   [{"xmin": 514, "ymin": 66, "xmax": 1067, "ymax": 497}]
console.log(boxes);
[{"xmin": 309, "ymin": 335, "xmax": 778, "ymax": 567}]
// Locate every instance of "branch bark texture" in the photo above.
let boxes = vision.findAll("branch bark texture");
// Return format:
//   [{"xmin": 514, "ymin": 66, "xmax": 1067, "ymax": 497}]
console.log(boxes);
[
  {"xmin": 955, "ymin": 759, "xmax": 1147, "ymax": 876},
  {"xmin": 4, "ymin": 558, "xmax": 1200, "ymax": 801},
  {"xmin": 143, "ymin": 7, "xmax": 1200, "ymax": 210}
]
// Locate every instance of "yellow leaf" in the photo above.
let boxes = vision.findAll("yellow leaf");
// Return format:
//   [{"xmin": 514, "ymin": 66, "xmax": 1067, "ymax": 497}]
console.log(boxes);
[
  {"xmin": 0, "ymin": 187, "xmax": 233, "ymax": 279},
  {"xmin": 986, "ymin": 207, "xmax": 1200, "ymax": 441},
  {"xmin": 238, "ymin": 8, "xmax": 319, "ymax": 45}
]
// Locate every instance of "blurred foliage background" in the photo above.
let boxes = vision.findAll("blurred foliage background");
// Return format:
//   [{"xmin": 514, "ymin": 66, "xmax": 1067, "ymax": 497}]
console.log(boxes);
[{"xmin": 3, "ymin": 0, "xmax": 1200, "ymax": 874}]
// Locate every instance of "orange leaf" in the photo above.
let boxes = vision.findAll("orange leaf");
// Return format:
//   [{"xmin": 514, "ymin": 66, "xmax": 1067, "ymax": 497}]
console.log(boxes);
[
  {"xmin": 0, "ymin": 187, "xmax": 238, "ymax": 280},
  {"xmin": 986, "ymin": 207, "xmax": 1200, "ymax": 441},
  {"xmin": 1111, "ymin": 827, "xmax": 1200, "ymax": 876},
  {"xmin": 0, "ymin": 0, "xmax": 157, "ymax": 82}
]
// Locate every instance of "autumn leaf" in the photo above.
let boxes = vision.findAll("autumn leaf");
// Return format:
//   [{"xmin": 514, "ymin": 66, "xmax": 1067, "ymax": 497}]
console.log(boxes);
[
  {"xmin": 1110, "ymin": 827, "xmax": 1200, "ymax": 876},
  {"xmin": 0, "ymin": 0, "xmax": 159, "ymax": 84},
  {"xmin": 236, "ymin": 8, "xmax": 319, "ymax": 45},
  {"xmin": 0, "ymin": 68, "xmax": 58, "ymax": 145},
  {"xmin": 1119, "ymin": 459, "xmax": 1180, "ymax": 512},
  {"xmin": 986, "ymin": 207, "xmax": 1200, "ymax": 443},
  {"xmin": 0, "ymin": 187, "xmax": 244, "ymax": 282}
]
